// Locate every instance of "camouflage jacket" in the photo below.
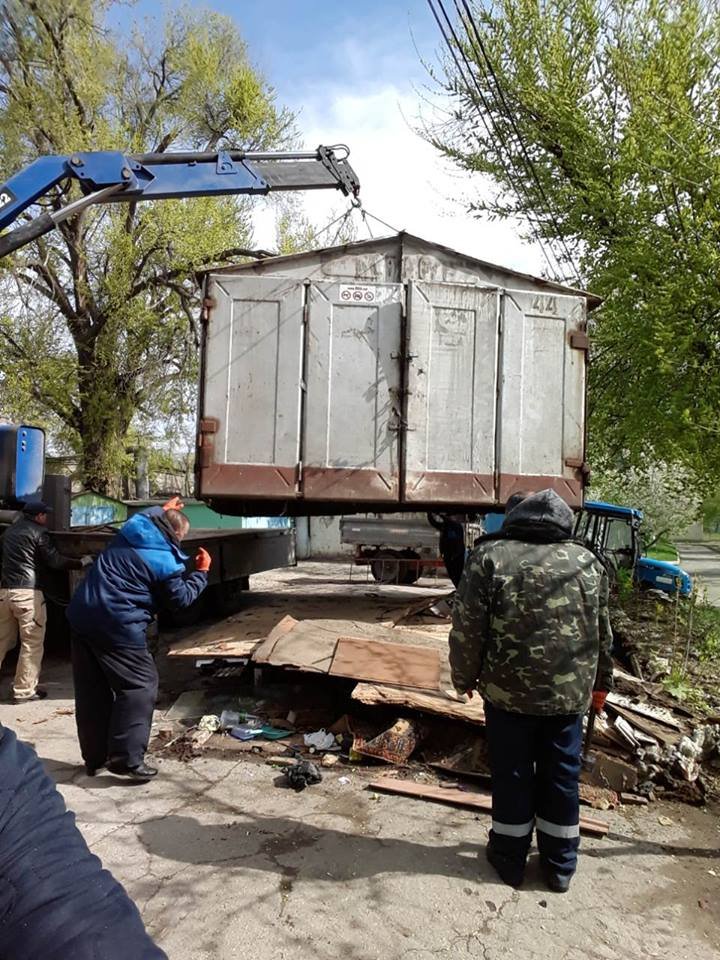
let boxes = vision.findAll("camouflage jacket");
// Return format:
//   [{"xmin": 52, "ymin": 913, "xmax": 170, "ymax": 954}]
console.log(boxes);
[{"xmin": 449, "ymin": 537, "xmax": 614, "ymax": 716}]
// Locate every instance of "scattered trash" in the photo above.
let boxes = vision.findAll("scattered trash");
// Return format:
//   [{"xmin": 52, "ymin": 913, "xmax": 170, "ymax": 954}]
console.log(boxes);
[
  {"xmin": 304, "ymin": 729, "xmax": 337, "ymax": 752},
  {"xmin": 282, "ymin": 760, "xmax": 323, "ymax": 791},
  {"xmin": 321, "ymin": 754, "xmax": 340, "ymax": 768},
  {"xmin": 164, "ymin": 690, "xmax": 208, "ymax": 721},
  {"xmin": 353, "ymin": 718, "xmax": 424, "ymax": 765},
  {"xmin": 198, "ymin": 714, "xmax": 221, "ymax": 733},
  {"xmin": 658, "ymin": 815, "xmax": 674, "ymax": 826},
  {"xmin": 230, "ymin": 725, "xmax": 262, "ymax": 741},
  {"xmin": 620, "ymin": 792, "xmax": 649, "ymax": 806},
  {"xmin": 338, "ymin": 776, "xmax": 351, "ymax": 785},
  {"xmin": 231, "ymin": 723, "xmax": 291, "ymax": 742},
  {"xmin": 579, "ymin": 783, "xmax": 619, "ymax": 810},
  {"xmin": 259, "ymin": 725, "xmax": 292, "ymax": 740},
  {"xmin": 219, "ymin": 710, "xmax": 240, "ymax": 730}
]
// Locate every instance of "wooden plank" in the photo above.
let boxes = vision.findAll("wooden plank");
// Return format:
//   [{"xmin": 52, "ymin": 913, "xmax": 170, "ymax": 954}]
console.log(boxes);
[
  {"xmin": 369, "ymin": 777, "xmax": 609, "ymax": 838},
  {"xmin": 607, "ymin": 703, "xmax": 681, "ymax": 747},
  {"xmin": 353, "ymin": 682, "xmax": 485, "ymax": 724},
  {"xmin": 606, "ymin": 692, "xmax": 683, "ymax": 730},
  {"xmin": 168, "ymin": 614, "xmax": 266, "ymax": 658},
  {"xmin": 168, "ymin": 637, "xmax": 259, "ymax": 659},
  {"xmin": 330, "ymin": 637, "xmax": 441, "ymax": 690}
]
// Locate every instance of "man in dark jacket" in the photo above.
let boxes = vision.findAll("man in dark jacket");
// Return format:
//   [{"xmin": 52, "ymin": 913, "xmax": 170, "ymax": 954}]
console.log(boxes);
[
  {"xmin": 0, "ymin": 501, "xmax": 90, "ymax": 703},
  {"xmin": 449, "ymin": 489, "xmax": 613, "ymax": 893},
  {"xmin": 67, "ymin": 499, "xmax": 210, "ymax": 781},
  {"xmin": 0, "ymin": 722, "xmax": 167, "ymax": 959}
]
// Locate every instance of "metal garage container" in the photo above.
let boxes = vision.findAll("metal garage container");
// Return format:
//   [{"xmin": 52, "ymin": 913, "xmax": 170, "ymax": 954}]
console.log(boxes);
[{"xmin": 197, "ymin": 233, "xmax": 598, "ymax": 515}]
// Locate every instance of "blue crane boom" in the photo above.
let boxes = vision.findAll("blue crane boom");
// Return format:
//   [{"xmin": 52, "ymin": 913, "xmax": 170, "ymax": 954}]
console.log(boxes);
[{"xmin": 0, "ymin": 145, "xmax": 360, "ymax": 257}]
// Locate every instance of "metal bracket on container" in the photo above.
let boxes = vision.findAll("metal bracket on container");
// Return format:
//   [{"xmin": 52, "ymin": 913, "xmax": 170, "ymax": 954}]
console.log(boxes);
[
  {"xmin": 388, "ymin": 407, "xmax": 415, "ymax": 433},
  {"xmin": 201, "ymin": 296, "xmax": 216, "ymax": 325},
  {"xmin": 198, "ymin": 418, "xmax": 219, "ymax": 468},
  {"xmin": 569, "ymin": 331, "xmax": 590, "ymax": 351},
  {"xmin": 565, "ymin": 457, "xmax": 591, "ymax": 477},
  {"xmin": 391, "ymin": 352, "xmax": 417, "ymax": 363}
]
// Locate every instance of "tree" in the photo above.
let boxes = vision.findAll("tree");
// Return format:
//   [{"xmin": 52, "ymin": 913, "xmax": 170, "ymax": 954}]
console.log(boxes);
[
  {"xmin": 274, "ymin": 197, "xmax": 358, "ymax": 256},
  {"xmin": 0, "ymin": 0, "xmax": 292, "ymax": 492},
  {"xmin": 428, "ymin": 0, "xmax": 720, "ymax": 492},
  {"xmin": 592, "ymin": 463, "xmax": 699, "ymax": 546}
]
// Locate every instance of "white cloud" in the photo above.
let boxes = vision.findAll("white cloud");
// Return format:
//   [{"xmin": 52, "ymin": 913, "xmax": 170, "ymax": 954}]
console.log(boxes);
[{"xmin": 253, "ymin": 84, "xmax": 547, "ymax": 277}]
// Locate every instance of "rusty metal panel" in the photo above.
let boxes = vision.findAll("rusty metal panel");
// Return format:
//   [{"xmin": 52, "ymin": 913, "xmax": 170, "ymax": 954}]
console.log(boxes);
[
  {"xmin": 200, "ymin": 274, "xmax": 305, "ymax": 498},
  {"xmin": 302, "ymin": 281, "xmax": 403, "ymax": 502},
  {"xmin": 404, "ymin": 282, "xmax": 499, "ymax": 504},
  {"xmin": 496, "ymin": 290, "xmax": 587, "ymax": 507}
]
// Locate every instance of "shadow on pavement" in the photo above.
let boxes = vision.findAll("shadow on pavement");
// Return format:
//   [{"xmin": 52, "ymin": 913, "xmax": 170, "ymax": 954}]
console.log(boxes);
[
  {"xmin": 592, "ymin": 832, "xmax": 720, "ymax": 860},
  {"xmin": 139, "ymin": 812, "xmax": 486, "ymax": 883}
]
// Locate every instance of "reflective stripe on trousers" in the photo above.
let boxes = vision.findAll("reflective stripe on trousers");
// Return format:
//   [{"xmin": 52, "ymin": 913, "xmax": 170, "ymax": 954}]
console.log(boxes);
[
  {"xmin": 536, "ymin": 816, "xmax": 580, "ymax": 840},
  {"xmin": 491, "ymin": 819, "xmax": 535, "ymax": 838}
]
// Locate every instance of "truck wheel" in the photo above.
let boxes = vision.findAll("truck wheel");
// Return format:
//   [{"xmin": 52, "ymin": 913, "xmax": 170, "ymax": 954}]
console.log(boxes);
[
  {"xmin": 370, "ymin": 551, "xmax": 403, "ymax": 584},
  {"xmin": 400, "ymin": 551, "xmax": 422, "ymax": 585}
]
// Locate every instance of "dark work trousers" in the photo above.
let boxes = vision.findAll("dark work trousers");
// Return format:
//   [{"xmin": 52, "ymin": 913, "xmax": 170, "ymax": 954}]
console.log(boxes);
[
  {"xmin": 484, "ymin": 702, "xmax": 583, "ymax": 878},
  {"xmin": 71, "ymin": 632, "xmax": 159, "ymax": 770},
  {"xmin": 439, "ymin": 520, "xmax": 467, "ymax": 588}
]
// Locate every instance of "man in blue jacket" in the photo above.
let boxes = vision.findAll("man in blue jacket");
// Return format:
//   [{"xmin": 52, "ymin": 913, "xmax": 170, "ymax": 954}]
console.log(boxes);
[
  {"xmin": 67, "ymin": 499, "xmax": 210, "ymax": 781},
  {"xmin": 0, "ymin": 723, "xmax": 167, "ymax": 959}
]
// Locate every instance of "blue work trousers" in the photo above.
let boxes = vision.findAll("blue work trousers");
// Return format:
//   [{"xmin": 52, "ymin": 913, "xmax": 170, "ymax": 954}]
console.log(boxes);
[{"xmin": 484, "ymin": 702, "xmax": 583, "ymax": 877}]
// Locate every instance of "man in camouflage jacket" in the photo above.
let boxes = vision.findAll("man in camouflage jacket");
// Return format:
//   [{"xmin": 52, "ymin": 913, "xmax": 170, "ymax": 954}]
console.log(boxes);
[{"xmin": 449, "ymin": 489, "xmax": 613, "ymax": 892}]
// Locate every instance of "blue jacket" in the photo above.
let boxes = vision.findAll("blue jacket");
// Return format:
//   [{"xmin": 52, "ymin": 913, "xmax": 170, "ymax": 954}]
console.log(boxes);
[
  {"xmin": 0, "ymin": 724, "xmax": 167, "ymax": 959},
  {"xmin": 67, "ymin": 507, "xmax": 207, "ymax": 647}
]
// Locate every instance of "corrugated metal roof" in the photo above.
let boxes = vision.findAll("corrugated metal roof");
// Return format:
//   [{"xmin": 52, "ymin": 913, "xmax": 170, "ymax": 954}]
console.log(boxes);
[{"xmin": 201, "ymin": 230, "xmax": 601, "ymax": 308}]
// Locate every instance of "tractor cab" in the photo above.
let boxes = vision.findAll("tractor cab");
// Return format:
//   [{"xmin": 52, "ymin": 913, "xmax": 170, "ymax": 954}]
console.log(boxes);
[{"xmin": 576, "ymin": 500, "xmax": 691, "ymax": 597}]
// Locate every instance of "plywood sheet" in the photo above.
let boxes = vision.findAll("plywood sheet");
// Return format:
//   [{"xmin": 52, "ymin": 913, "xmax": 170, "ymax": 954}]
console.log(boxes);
[
  {"xmin": 329, "ymin": 636, "xmax": 440, "ymax": 690},
  {"xmin": 352, "ymin": 682, "xmax": 485, "ymax": 724},
  {"xmin": 369, "ymin": 778, "xmax": 609, "ymax": 838},
  {"xmin": 168, "ymin": 635, "xmax": 259, "ymax": 659},
  {"xmin": 252, "ymin": 616, "xmax": 337, "ymax": 672}
]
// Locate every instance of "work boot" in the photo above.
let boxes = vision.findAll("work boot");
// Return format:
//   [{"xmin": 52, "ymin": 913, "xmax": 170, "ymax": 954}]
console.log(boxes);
[
  {"xmin": 107, "ymin": 760, "xmax": 158, "ymax": 782},
  {"xmin": 84, "ymin": 763, "xmax": 104, "ymax": 777},
  {"xmin": 11, "ymin": 688, "xmax": 47, "ymax": 704},
  {"xmin": 485, "ymin": 844, "xmax": 525, "ymax": 889},
  {"xmin": 541, "ymin": 864, "xmax": 572, "ymax": 894}
]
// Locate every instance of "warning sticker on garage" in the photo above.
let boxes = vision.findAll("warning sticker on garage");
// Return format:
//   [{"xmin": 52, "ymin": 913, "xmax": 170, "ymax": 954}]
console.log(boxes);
[{"xmin": 339, "ymin": 284, "xmax": 378, "ymax": 303}]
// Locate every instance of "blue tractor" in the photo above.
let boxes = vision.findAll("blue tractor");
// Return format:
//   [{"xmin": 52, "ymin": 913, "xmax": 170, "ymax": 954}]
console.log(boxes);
[{"xmin": 574, "ymin": 500, "xmax": 692, "ymax": 597}]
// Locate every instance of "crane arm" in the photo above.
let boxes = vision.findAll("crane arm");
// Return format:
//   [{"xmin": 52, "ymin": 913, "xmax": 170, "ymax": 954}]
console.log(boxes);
[{"xmin": 0, "ymin": 145, "xmax": 360, "ymax": 257}]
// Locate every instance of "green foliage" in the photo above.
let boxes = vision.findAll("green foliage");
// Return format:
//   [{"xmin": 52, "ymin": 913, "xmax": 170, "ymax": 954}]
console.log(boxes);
[
  {"xmin": 702, "ymin": 493, "xmax": 720, "ymax": 533},
  {"xmin": 662, "ymin": 667, "xmax": 705, "ymax": 707},
  {"xmin": 688, "ymin": 602, "xmax": 720, "ymax": 662},
  {"xmin": 0, "ymin": 0, "xmax": 293, "ymax": 491},
  {"xmin": 592, "ymin": 462, "xmax": 698, "ymax": 545},
  {"xmin": 430, "ymin": 0, "xmax": 720, "ymax": 488},
  {"xmin": 615, "ymin": 566, "xmax": 634, "ymax": 604},
  {"xmin": 274, "ymin": 198, "xmax": 358, "ymax": 256}
]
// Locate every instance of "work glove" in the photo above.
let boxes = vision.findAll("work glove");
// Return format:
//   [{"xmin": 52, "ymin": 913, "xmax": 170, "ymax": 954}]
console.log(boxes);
[
  {"xmin": 591, "ymin": 690, "xmax": 608, "ymax": 712},
  {"xmin": 162, "ymin": 496, "xmax": 185, "ymax": 511},
  {"xmin": 80, "ymin": 555, "xmax": 93, "ymax": 568},
  {"xmin": 195, "ymin": 547, "xmax": 211, "ymax": 573}
]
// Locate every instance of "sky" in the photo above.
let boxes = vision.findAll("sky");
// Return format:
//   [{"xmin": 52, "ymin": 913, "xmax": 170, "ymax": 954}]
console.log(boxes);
[{"xmin": 117, "ymin": 0, "xmax": 544, "ymax": 274}]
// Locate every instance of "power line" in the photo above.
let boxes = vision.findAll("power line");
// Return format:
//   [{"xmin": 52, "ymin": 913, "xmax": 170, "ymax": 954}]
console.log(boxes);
[
  {"xmin": 427, "ymin": 0, "xmax": 567, "ymax": 281},
  {"xmin": 428, "ymin": 0, "xmax": 564, "ymax": 280},
  {"xmin": 456, "ymin": 0, "xmax": 581, "ymax": 281}
]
